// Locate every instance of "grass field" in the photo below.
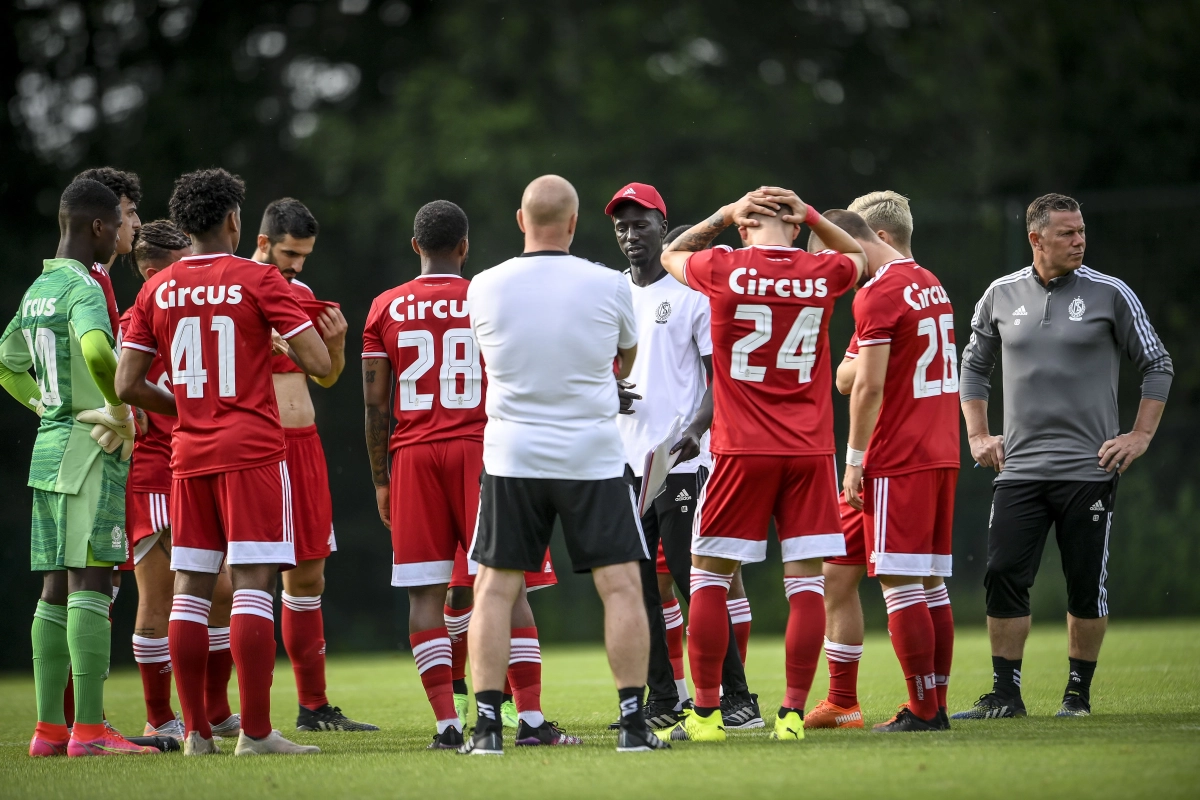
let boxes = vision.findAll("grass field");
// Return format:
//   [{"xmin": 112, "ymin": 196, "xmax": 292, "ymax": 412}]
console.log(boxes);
[{"xmin": 1, "ymin": 621, "xmax": 1198, "ymax": 799}]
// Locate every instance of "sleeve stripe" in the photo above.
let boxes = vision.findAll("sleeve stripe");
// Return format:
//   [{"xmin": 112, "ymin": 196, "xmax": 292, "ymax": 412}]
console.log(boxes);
[
  {"xmin": 844, "ymin": 352, "xmax": 858, "ymax": 359},
  {"xmin": 1077, "ymin": 268, "xmax": 1162, "ymax": 356},
  {"xmin": 361, "ymin": 351, "xmax": 388, "ymax": 359},
  {"xmin": 121, "ymin": 341, "xmax": 157, "ymax": 354},
  {"xmin": 280, "ymin": 320, "xmax": 314, "ymax": 339},
  {"xmin": 970, "ymin": 267, "xmax": 1030, "ymax": 329},
  {"xmin": 858, "ymin": 338, "xmax": 891, "ymax": 346}
]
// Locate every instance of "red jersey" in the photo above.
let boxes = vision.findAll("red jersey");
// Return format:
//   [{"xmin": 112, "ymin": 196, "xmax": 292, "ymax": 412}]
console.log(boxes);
[
  {"xmin": 851, "ymin": 258, "xmax": 961, "ymax": 476},
  {"xmin": 844, "ymin": 330, "xmax": 859, "ymax": 360},
  {"xmin": 361, "ymin": 275, "xmax": 485, "ymax": 451},
  {"xmin": 120, "ymin": 308, "xmax": 177, "ymax": 492},
  {"xmin": 91, "ymin": 263, "xmax": 120, "ymax": 337},
  {"xmin": 684, "ymin": 244, "xmax": 858, "ymax": 455},
  {"xmin": 271, "ymin": 279, "xmax": 316, "ymax": 375},
  {"xmin": 122, "ymin": 253, "xmax": 313, "ymax": 478}
]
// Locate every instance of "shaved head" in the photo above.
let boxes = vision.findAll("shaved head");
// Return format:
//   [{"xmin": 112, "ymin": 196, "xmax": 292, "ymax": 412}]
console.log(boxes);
[{"xmin": 521, "ymin": 175, "xmax": 579, "ymax": 228}]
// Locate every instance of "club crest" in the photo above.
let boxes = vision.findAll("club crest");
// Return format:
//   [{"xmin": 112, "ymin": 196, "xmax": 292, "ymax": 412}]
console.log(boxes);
[
  {"xmin": 1068, "ymin": 297, "xmax": 1086, "ymax": 321},
  {"xmin": 655, "ymin": 300, "xmax": 672, "ymax": 324}
]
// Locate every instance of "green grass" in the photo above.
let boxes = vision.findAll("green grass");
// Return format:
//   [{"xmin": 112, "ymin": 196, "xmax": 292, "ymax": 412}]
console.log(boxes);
[{"xmin": 1, "ymin": 621, "xmax": 1198, "ymax": 798}]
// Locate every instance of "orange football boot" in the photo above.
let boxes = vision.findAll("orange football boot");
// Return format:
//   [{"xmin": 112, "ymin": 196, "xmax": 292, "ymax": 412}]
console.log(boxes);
[{"xmin": 803, "ymin": 699, "xmax": 864, "ymax": 729}]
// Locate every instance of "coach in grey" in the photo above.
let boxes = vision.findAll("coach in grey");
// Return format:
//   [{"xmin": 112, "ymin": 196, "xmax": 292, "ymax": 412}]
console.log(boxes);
[{"xmin": 952, "ymin": 193, "xmax": 1172, "ymax": 721}]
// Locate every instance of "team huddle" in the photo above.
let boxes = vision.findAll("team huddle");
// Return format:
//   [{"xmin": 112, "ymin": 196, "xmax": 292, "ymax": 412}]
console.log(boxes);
[{"xmin": 3, "ymin": 161, "xmax": 1167, "ymax": 757}]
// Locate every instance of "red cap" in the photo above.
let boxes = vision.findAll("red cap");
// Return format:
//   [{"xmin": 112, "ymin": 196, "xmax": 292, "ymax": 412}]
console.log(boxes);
[{"xmin": 605, "ymin": 182, "xmax": 667, "ymax": 217}]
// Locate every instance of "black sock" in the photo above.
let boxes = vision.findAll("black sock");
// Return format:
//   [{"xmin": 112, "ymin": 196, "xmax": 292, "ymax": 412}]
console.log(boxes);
[
  {"xmin": 452, "ymin": 679, "xmax": 468, "ymax": 695},
  {"xmin": 1066, "ymin": 657, "xmax": 1097, "ymax": 703},
  {"xmin": 474, "ymin": 690, "xmax": 504, "ymax": 733},
  {"xmin": 991, "ymin": 656, "xmax": 1023, "ymax": 700},
  {"xmin": 618, "ymin": 686, "xmax": 645, "ymax": 729},
  {"xmin": 779, "ymin": 706, "xmax": 803, "ymax": 719},
  {"xmin": 694, "ymin": 706, "xmax": 719, "ymax": 718},
  {"xmin": 502, "ymin": 693, "xmax": 513, "ymax": 704}
]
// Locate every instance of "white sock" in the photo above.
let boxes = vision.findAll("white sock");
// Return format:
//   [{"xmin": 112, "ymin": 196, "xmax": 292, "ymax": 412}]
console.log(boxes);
[
  {"xmin": 436, "ymin": 717, "xmax": 461, "ymax": 734},
  {"xmin": 518, "ymin": 710, "xmax": 545, "ymax": 728}
]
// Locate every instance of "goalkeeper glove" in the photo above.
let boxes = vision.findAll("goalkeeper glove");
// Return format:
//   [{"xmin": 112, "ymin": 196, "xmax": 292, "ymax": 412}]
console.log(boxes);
[{"xmin": 77, "ymin": 403, "xmax": 135, "ymax": 461}]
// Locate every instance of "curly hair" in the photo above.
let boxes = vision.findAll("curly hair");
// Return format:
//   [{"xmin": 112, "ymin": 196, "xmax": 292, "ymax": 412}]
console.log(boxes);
[
  {"xmin": 1026, "ymin": 193, "xmax": 1080, "ymax": 233},
  {"xmin": 133, "ymin": 219, "xmax": 191, "ymax": 275},
  {"xmin": 74, "ymin": 166, "xmax": 142, "ymax": 205},
  {"xmin": 169, "ymin": 168, "xmax": 247, "ymax": 236},
  {"xmin": 259, "ymin": 197, "xmax": 319, "ymax": 244},
  {"xmin": 413, "ymin": 200, "xmax": 469, "ymax": 254}
]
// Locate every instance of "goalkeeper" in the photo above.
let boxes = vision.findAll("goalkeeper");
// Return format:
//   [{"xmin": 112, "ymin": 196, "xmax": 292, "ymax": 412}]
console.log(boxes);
[{"xmin": 0, "ymin": 178, "xmax": 163, "ymax": 758}]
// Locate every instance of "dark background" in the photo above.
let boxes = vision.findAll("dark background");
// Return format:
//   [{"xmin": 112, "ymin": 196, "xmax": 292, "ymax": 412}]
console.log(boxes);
[{"xmin": 2, "ymin": 0, "xmax": 1197, "ymax": 669}]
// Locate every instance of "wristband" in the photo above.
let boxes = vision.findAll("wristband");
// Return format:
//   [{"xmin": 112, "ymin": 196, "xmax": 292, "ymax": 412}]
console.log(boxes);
[
  {"xmin": 846, "ymin": 446, "xmax": 865, "ymax": 467},
  {"xmin": 804, "ymin": 204, "xmax": 822, "ymax": 227}
]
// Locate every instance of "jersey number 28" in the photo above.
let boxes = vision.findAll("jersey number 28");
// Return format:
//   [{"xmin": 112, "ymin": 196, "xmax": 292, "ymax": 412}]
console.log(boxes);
[{"xmin": 396, "ymin": 328, "xmax": 482, "ymax": 411}]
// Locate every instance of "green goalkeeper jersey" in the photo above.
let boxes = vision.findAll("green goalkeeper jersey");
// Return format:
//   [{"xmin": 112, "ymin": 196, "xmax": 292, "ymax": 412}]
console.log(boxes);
[{"xmin": 0, "ymin": 259, "xmax": 115, "ymax": 493}]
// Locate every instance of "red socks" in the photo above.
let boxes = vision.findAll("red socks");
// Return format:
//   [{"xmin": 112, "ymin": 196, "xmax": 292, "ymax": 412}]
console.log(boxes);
[
  {"xmin": 411, "ymin": 627, "xmax": 458, "ymax": 726},
  {"xmin": 686, "ymin": 570, "xmax": 733, "ymax": 709},
  {"xmin": 444, "ymin": 605, "xmax": 471, "ymax": 684},
  {"xmin": 783, "ymin": 577, "xmax": 825, "ymax": 711},
  {"xmin": 282, "ymin": 593, "xmax": 328, "ymax": 710},
  {"xmin": 230, "ymin": 590, "xmax": 277, "ymax": 740},
  {"xmin": 132, "ymin": 635, "xmax": 175, "ymax": 728},
  {"xmin": 727, "ymin": 597, "xmax": 752, "ymax": 666},
  {"xmin": 508, "ymin": 626, "xmax": 543, "ymax": 726},
  {"xmin": 883, "ymin": 584, "xmax": 938, "ymax": 721},
  {"xmin": 926, "ymin": 584, "xmax": 954, "ymax": 708},
  {"xmin": 168, "ymin": 595, "xmax": 213, "ymax": 739},
  {"xmin": 206, "ymin": 628, "xmax": 233, "ymax": 725},
  {"xmin": 663, "ymin": 599, "xmax": 686, "ymax": 680},
  {"xmin": 824, "ymin": 638, "xmax": 863, "ymax": 708}
]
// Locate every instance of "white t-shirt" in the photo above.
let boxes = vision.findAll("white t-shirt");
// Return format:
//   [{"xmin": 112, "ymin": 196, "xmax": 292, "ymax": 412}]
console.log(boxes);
[
  {"xmin": 616, "ymin": 270, "xmax": 713, "ymax": 476},
  {"xmin": 468, "ymin": 251, "xmax": 638, "ymax": 480}
]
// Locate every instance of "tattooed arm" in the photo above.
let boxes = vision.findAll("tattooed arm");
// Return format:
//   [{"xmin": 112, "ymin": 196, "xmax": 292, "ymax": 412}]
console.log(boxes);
[
  {"xmin": 363, "ymin": 357, "xmax": 394, "ymax": 529},
  {"xmin": 660, "ymin": 188, "xmax": 788, "ymax": 284}
]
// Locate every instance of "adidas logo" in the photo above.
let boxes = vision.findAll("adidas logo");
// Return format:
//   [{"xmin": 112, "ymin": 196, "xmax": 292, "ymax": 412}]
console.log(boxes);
[
  {"xmin": 675, "ymin": 489, "xmax": 692, "ymax": 501},
  {"xmin": 1090, "ymin": 499, "xmax": 1105, "ymax": 511},
  {"xmin": 1012, "ymin": 305, "xmax": 1028, "ymax": 316},
  {"xmin": 623, "ymin": 187, "xmax": 637, "ymax": 196}
]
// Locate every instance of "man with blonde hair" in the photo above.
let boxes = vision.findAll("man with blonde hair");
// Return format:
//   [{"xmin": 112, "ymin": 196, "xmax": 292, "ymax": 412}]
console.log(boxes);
[{"xmin": 848, "ymin": 190, "xmax": 913, "ymax": 256}]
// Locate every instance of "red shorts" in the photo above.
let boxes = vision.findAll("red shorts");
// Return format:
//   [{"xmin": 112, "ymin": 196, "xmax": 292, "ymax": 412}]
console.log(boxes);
[
  {"xmin": 693, "ymin": 454, "xmax": 845, "ymax": 563},
  {"xmin": 170, "ymin": 461, "xmax": 295, "ymax": 573},
  {"xmin": 120, "ymin": 490, "xmax": 172, "ymax": 570},
  {"xmin": 656, "ymin": 539, "xmax": 670, "ymax": 575},
  {"xmin": 449, "ymin": 546, "xmax": 558, "ymax": 592},
  {"xmin": 389, "ymin": 439, "xmax": 483, "ymax": 587},
  {"xmin": 865, "ymin": 468, "xmax": 957, "ymax": 578},
  {"xmin": 285, "ymin": 426, "xmax": 336, "ymax": 562},
  {"xmin": 826, "ymin": 491, "xmax": 867, "ymax": 567}
]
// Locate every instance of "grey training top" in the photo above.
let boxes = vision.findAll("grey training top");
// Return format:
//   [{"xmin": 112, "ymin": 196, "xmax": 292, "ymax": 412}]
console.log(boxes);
[{"xmin": 960, "ymin": 265, "xmax": 1172, "ymax": 482}]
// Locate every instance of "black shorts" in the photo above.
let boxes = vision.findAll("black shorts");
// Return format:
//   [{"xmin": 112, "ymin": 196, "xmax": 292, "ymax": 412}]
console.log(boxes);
[
  {"xmin": 984, "ymin": 478, "xmax": 1118, "ymax": 619},
  {"xmin": 470, "ymin": 471, "xmax": 649, "ymax": 573},
  {"xmin": 642, "ymin": 468, "xmax": 708, "ymax": 588}
]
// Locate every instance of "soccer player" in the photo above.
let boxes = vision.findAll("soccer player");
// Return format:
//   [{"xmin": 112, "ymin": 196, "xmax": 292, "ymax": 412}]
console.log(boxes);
[
  {"xmin": 830, "ymin": 209, "xmax": 961, "ymax": 732},
  {"xmin": 117, "ymin": 168, "xmax": 331, "ymax": 756},
  {"xmin": 463, "ymin": 175, "xmax": 665, "ymax": 755},
  {"xmin": 254, "ymin": 198, "xmax": 376, "ymax": 732},
  {"xmin": 73, "ymin": 167, "xmax": 141, "ymax": 337},
  {"xmin": 806, "ymin": 191, "xmax": 957, "ymax": 730},
  {"xmin": 0, "ymin": 178, "xmax": 154, "ymax": 756},
  {"xmin": 607, "ymin": 187, "xmax": 760, "ymax": 730},
  {"xmin": 659, "ymin": 187, "xmax": 867, "ymax": 742},
  {"xmin": 121, "ymin": 221, "xmax": 240, "ymax": 739},
  {"xmin": 364, "ymin": 200, "xmax": 576, "ymax": 749}
]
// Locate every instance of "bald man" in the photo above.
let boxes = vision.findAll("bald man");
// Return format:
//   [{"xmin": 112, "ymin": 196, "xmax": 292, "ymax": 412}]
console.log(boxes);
[{"xmin": 462, "ymin": 175, "xmax": 667, "ymax": 755}]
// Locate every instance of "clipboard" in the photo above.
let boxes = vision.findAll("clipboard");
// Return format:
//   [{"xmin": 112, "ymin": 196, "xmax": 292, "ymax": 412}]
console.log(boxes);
[{"xmin": 638, "ymin": 417, "xmax": 683, "ymax": 518}]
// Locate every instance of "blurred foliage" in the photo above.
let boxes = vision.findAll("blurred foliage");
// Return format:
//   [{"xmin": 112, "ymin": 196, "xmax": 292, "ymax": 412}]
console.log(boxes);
[{"xmin": 1, "ymin": 0, "xmax": 1198, "ymax": 668}]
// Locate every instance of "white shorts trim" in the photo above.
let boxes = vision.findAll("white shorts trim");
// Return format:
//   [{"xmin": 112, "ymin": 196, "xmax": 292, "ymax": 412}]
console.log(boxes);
[
  {"xmin": 227, "ymin": 540, "xmax": 296, "ymax": 566},
  {"xmin": 132, "ymin": 531, "xmax": 162, "ymax": 566},
  {"xmin": 526, "ymin": 582, "xmax": 552, "ymax": 593},
  {"xmin": 390, "ymin": 560, "xmax": 454, "ymax": 587},
  {"xmin": 873, "ymin": 551, "xmax": 934, "ymax": 576},
  {"xmin": 931, "ymin": 554, "xmax": 953, "ymax": 577},
  {"xmin": 171, "ymin": 546, "xmax": 225, "ymax": 574},
  {"xmin": 691, "ymin": 535, "xmax": 768, "ymax": 564},
  {"xmin": 781, "ymin": 533, "xmax": 846, "ymax": 562}
]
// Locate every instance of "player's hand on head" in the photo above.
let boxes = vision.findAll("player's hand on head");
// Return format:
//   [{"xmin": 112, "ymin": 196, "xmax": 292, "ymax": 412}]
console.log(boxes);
[
  {"xmin": 375, "ymin": 484, "xmax": 391, "ymax": 530},
  {"xmin": 617, "ymin": 379, "xmax": 641, "ymax": 415},
  {"xmin": 843, "ymin": 464, "xmax": 865, "ymax": 511},
  {"xmin": 969, "ymin": 433, "xmax": 1005, "ymax": 472},
  {"xmin": 270, "ymin": 330, "xmax": 288, "ymax": 356},
  {"xmin": 669, "ymin": 430, "xmax": 702, "ymax": 463},
  {"xmin": 728, "ymin": 190, "xmax": 783, "ymax": 228},
  {"xmin": 1098, "ymin": 430, "xmax": 1150, "ymax": 474},
  {"xmin": 763, "ymin": 189, "xmax": 807, "ymax": 223}
]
